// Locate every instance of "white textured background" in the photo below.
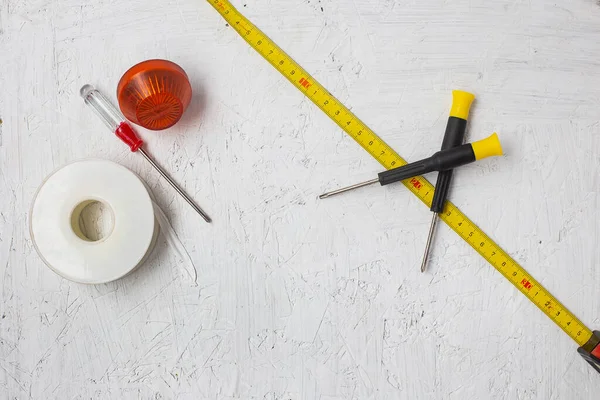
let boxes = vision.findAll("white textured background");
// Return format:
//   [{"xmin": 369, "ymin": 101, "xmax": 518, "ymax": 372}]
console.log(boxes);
[{"xmin": 2, "ymin": 0, "xmax": 600, "ymax": 398}]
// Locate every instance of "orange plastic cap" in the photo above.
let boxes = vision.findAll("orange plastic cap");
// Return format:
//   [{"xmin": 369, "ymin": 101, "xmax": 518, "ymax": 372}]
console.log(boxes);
[{"xmin": 117, "ymin": 59, "xmax": 192, "ymax": 131}]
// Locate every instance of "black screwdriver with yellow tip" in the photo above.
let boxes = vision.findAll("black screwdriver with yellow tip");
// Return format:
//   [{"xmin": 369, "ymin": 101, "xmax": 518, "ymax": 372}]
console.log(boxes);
[
  {"xmin": 422, "ymin": 90, "xmax": 475, "ymax": 273},
  {"xmin": 319, "ymin": 91, "xmax": 503, "ymax": 272},
  {"xmin": 318, "ymin": 133, "xmax": 502, "ymax": 198}
]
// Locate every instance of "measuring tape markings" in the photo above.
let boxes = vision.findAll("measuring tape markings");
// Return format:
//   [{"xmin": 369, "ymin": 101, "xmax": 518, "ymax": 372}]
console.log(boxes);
[{"xmin": 208, "ymin": 0, "xmax": 592, "ymax": 347}]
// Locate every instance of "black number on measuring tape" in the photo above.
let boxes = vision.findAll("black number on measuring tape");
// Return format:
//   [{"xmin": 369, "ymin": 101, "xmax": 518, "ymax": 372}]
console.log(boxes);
[
  {"xmin": 447, "ymin": 211, "xmax": 452, "ymax": 216},
  {"xmin": 369, "ymin": 141, "xmax": 374, "ymax": 146},
  {"xmin": 502, "ymin": 261, "xmax": 506, "ymax": 266},
  {"xmin": 358, "ymin": 130, "xmax": 362, "ymax": 135},
  {"xmin": 291, "ymin": 70, "xmax": 296, "ymax": 75},
  {"xmin": 279, "ymin": 60, "xmax": 285, "ymax": 65},
  {"xmin": 324, "ymin": 100, "xmax": 329, "ymax": 105},
  {"xmin": 257, "ymin": 40, "xmax": 262, "ymax": 45},
  {"xmin": 380, "ymin": 151, "xmax": 385, "ymax": 156},
  {"xmin": 556, "ymin": 311, "xmax": 561, "ymax": 316},
  {"xmin": 480, "ymin": 242, "xmax": 484, "ymax": 247},
  {"xmin": 567, "ymin": 321, "xmax": 571, "ymax": 326},
  {"xmin": 512, "ymin": 272, "xmax": 518, "ymax": 277},
  {"xmin": 545, "ymin": 301, "xmax": 551, "ymax": 307},
  {"xmin": 347, "ymin": 121, "xmax": 351, "ymax": 126},
  {"xmin": 335, "ymin": 110, "xmax": 340, "ymax": 116},
  {"xmin": 491, "ymin": 251, "xmax": 496, "ymax": 256},
  {"xmin": 391, "ymin": 161, "xmax": 396, "ymax": 166},
  {"xmin": 469, "ymin": 232, "xmax": 474, "ymax": 237}
]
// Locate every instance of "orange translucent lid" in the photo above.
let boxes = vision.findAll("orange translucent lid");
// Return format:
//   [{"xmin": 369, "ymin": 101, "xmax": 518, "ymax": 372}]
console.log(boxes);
[{"xmin": 117, "ymin": 59, "xmax": 192, "ymax": 131}]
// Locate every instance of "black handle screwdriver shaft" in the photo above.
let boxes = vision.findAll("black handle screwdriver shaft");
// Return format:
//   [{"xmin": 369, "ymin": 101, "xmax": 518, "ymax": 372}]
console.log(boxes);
[
  {"xmin": 318, "ymin": 132, "xmax": 503, "ymax": 199},
  {"xmin": 421, "ymin": 91, "xmax": 474, "ymax": 273}
]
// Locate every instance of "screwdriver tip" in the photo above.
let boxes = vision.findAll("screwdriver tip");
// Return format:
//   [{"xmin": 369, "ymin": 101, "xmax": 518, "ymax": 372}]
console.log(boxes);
[
  {"xmin": 421, "ymin": 213, "xmax": 439, "ymax": 273},
  {"xmin": 194, "ymin": 208, "xmax": 212, "ymax": 223}
]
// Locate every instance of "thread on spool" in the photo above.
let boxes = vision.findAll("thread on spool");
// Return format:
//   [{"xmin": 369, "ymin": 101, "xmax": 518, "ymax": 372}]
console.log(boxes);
[
  {"xmin": 31, "ymin": 159, "xmax": 198, "ymax": 285},
  {"xmin": 30, "ymin": 160, "xmax": 159, "ymax": 284}
]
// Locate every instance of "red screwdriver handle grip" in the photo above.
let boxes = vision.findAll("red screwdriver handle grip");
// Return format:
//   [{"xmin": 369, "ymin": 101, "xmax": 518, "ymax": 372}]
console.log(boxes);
[{"xmin": 115, "ymin": 122, "xmax": 143, "ymax": 152}]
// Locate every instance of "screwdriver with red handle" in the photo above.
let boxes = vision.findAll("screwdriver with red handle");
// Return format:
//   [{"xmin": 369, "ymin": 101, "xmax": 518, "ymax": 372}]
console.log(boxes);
[{"xmin": 80, "ymin": 84, "xmax": 212, "ymax": 223}]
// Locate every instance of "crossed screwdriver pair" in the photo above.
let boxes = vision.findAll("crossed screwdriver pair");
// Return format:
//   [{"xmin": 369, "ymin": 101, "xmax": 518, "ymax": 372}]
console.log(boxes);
[{"xmin": 319, "ymin": 91, "xmax": 503, "ymax": 272}]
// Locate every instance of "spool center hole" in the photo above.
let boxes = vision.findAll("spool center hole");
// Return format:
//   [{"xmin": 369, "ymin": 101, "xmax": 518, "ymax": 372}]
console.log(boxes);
[{"xmin": 70, "ymin": 200, "xmax": 115, "ymax": 242}]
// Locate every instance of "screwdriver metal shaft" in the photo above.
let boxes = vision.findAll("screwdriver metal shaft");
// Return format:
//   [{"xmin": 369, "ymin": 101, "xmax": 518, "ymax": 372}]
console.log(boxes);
[
  {"xmin": 319, "ymin": 178, "xmax": 379, "ymax": 199},
  {"xmin": 421, "ymin": 213, "xmax": 439, "ymax": 272},
  {"xmin": 138, "ymin": 148, "xmax": 211, "ymax": 223}
]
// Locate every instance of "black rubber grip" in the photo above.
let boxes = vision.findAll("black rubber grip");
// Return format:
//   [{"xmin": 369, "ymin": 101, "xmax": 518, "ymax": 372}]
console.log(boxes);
[
  {"xmin": 440, "ymin": 117, "xmax": 468, "ymax": 149},
  {"xmin": 378, "ymin": 159, "xmax": 432, "ymax": 186},
  {"xmin": 431, "ymin": 170, "xmax": 455, "ymax": 213},
  {"xmin": 429, "ymin": 144, "xmax": 475, "ymax": 170},
  {"xmin": 430, "ymin": 117, "xmax": 468, "ymax": 213},
  {"xmin": 377, "ymin": 144, "xmax": 475, "ymax": 187}
]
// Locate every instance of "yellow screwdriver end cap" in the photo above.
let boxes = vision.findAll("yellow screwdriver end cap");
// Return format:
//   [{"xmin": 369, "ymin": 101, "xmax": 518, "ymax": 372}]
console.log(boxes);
[
  {"xmin": 450, "ymin": 90, "xmax": 476, "ymax": 120},
  {"xmin": 472, "ymin": 132, "xmax": 503, "ymax": 160}
]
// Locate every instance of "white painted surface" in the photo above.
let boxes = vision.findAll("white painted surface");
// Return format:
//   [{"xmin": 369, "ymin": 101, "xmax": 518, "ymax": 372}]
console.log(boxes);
[{"xmin": 1, "ymin": 0, "xmax": 600, "ymax": 398}]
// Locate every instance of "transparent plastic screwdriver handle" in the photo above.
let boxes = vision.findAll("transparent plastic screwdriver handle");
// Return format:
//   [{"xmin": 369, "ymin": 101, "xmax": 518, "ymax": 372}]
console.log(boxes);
[
  {"xmin": 80, "ymin": 84, "xmax": 122, "ymax": 131},
  {"xmin": 80, "ymin": 84, "xmax": 142, "ymax": 151}
]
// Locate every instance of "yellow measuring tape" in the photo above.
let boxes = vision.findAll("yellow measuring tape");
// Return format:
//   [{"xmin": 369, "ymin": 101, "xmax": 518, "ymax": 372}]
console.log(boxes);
[{"xmin": 208, "ymin": 0, "xmax": 592, "ymax": 347}]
